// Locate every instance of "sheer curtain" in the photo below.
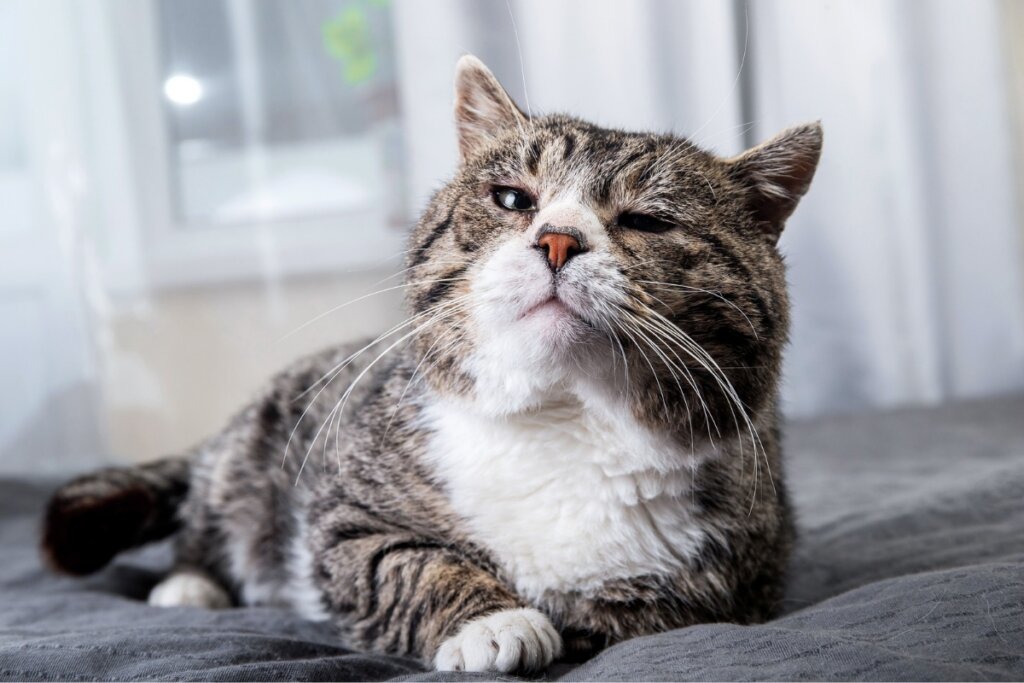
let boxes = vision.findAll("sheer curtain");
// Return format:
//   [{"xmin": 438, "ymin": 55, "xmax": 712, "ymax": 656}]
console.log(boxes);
[
  {"xmin": 3, "ymin": 0, "xmax": 1023, "ymax": 476},
  {"xmin": 392, "ymin": 0, "xmax": 1024, "ymax": 417}
]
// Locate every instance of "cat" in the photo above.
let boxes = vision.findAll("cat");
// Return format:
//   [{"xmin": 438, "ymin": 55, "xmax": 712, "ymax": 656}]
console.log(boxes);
[{"xmin": 41, "ymin": 55, "xmax": 821, "ymax": 673}]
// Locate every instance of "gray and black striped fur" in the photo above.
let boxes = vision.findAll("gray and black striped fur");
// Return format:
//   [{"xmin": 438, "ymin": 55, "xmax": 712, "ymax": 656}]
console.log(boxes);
[{"xmin": 42, "ymin": 56, "xmax": 822, "ymax": 673}]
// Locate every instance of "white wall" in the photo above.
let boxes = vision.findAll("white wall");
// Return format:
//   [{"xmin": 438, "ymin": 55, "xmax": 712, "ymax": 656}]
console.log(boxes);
[
  {"xmin": 99, "ymin": 270, "xmax": 404, "ymax": 462},
  {"xmin": 750, "ymin": 0, "xmax": 1024, "ymax": 415}
]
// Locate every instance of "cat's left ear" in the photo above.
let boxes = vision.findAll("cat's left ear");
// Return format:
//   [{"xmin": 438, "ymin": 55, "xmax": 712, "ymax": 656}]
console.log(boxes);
[
  {"xmin": 726, "ymin": 122, "xmax": 823, "ymax": 242},
  {"xmin": 454, "ymin": 54, "xmax": 528, "ymax": 161}
]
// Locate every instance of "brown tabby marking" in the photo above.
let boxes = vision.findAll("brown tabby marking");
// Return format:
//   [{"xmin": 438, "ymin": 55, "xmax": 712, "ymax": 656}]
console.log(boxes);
[{"xmin": 41, "ymin": 55, "xmax": 821, "ymax": 674}]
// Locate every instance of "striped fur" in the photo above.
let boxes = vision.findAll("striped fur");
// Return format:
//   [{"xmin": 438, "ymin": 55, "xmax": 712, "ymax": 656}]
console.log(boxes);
[{"xmin": 41, "ymin": 56, "xmax": 821, "ymax": 673}]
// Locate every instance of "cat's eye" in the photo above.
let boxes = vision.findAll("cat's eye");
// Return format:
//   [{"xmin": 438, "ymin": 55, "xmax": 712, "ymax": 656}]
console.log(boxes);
[
  {"xmin": 492, "ymin": 187, "xmax": 536, "ymax": 212},
  {"xmin": 617, "ymin": 212, "xmax": 675, "ymax": 234}
]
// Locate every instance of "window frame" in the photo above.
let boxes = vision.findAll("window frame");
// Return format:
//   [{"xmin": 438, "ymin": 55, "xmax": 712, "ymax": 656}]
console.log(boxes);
[{"xmin": 98, "ymin": 0, "xmax": 407, "ymax": 291}]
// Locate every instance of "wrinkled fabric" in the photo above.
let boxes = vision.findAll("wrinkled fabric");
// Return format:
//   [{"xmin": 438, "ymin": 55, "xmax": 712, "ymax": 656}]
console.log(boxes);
[{"xmin": 2, "ymin": 396, "xmax": 1023, "ymax": 681}]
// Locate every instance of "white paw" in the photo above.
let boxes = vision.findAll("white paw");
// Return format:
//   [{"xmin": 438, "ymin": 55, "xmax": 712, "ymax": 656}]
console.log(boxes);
[
  {"xmin": 148, "ymin": 572, "xmax": 231, "ymax": 609},
  {"xmin": 434, "ymin": 607, "xmax": 562, "ymax": 673}
]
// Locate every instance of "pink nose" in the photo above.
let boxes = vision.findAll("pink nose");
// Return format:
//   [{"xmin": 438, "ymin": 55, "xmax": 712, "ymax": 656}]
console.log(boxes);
[{"xmin": 537, "ymin": 231, "xmax": 583, "ymax": 271}]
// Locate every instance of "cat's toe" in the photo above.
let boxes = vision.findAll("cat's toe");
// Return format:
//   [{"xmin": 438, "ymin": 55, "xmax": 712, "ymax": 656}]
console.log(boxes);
[
  {"xmin": 148, "ymin": 571, "xmax": 231, "ymax": 609},
  {"xmin": 434, "ymin": 607, "xmax": 562, "ymax": 673}
]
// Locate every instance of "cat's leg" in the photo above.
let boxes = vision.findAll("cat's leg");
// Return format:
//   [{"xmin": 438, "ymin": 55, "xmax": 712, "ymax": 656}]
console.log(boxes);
[
  {"xmin": 147, "ymin": 474, "xmax": 235, "ymax": 610},
  {"xmin": 313, "ymin": 530, "xmax": 562, "ymax": 673},
  {"xmin": 148, "ymin": 568, "xmax": 231, "ymax": 609}
]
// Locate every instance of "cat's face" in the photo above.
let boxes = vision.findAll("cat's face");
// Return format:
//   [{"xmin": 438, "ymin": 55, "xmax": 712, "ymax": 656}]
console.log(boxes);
[{"xmin": 406, "ymin": 56, "xmax": 821, "ymax": 436}]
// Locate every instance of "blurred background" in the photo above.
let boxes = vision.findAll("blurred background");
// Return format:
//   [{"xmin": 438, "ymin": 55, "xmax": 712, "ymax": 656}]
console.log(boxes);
[{"xmin": 1, "ymin": 0, "xmax": 1023, "ymax": 475}]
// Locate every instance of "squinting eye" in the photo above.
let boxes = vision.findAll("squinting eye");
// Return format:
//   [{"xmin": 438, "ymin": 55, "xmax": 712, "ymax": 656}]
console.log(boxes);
[
  {"xmin": 492, "ymin": 187, "xmax": 536, "ymax": 212},
  {"xmin": 617, "ymin": 212, "xmax": 675, "ymax": 234}
]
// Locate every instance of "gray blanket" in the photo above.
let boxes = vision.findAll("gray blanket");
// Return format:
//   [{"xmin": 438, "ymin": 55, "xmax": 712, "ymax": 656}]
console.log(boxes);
[{"xmin": 2, "ymin": 397, "xmax": 1023, "ymax": 681}]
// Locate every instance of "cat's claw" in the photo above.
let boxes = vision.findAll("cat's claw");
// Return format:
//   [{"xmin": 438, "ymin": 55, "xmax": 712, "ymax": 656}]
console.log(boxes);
[{"xmin": 434, "ymin": 607, "xmax": 562, "ymax": 673}]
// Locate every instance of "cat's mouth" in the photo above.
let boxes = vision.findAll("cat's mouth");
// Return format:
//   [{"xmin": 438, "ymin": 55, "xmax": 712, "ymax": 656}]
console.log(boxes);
[
  {"xmin": 519, "ymin": 295, "xmax": 602, "ymax": 343},
  {"xmin": 522, "ymin": 297, "xmax": 565, "ymax": 317},
  {"xmin": 520, "ymin": 295, "xmax": 579, "ymax": 322}
]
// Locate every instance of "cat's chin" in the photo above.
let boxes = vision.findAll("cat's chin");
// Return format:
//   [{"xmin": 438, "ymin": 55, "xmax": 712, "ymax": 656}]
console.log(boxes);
[
  {"xmin": 520, "ymin": 296, "xmax": 572, "ymax": 321},
  {"xmin": 517, "ymin": 299, "xmax": 593, "ymax": 351}
]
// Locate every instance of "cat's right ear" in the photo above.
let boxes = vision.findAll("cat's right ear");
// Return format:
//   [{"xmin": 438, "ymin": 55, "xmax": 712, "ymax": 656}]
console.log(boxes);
[{"xmin": 454, "ymin": 55, "xmax": 527, "ymax": 161}]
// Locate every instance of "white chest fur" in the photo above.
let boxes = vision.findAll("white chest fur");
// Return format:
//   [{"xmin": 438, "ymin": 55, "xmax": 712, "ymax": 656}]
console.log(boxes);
[{"xmin": 422, "ymin": 397, "xmax": 711, "ymax": 600}]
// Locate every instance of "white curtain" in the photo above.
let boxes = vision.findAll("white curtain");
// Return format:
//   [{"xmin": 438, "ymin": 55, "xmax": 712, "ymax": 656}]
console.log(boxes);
[{"xmin": 392, "ymin": 0, "xmax": 1024, "ymax": 417}]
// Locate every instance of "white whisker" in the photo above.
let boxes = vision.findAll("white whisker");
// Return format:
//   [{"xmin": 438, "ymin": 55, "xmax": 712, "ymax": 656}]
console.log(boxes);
[
  {"xmin": 277, "ymin": 276, "xmax": 469, "ymax": 343},
  {"xmin": 638, "ymin": 280, "xmax": 759, "ymax": 339},
  {"xmin": 505, "ymin": 0, "xmax": 532, "ymax": 120},
  {"xmin": 295, "ymin": 296, "xmax": 476, "ymax": 483}
]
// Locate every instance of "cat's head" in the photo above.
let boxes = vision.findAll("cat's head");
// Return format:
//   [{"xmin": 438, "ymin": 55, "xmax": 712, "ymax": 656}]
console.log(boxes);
[{"xmin": 406, "ymin": 56, "xmax": 821, "ymax": 437}]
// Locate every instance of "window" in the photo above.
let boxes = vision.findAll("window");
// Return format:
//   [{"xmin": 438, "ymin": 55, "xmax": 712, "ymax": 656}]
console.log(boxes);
[
  {"xmin": 101, "ymin": 0, "xmax": 408, "ymax": 289},
  {"xmin": 158, "ymin": 0, "xmax": 404, "ymax": 228}
]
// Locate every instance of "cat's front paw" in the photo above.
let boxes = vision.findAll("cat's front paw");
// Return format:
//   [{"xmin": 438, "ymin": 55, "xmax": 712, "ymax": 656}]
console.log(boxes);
[{"xmin": 434, "ymin": 607, "xmax": 562, "ymax": 673}]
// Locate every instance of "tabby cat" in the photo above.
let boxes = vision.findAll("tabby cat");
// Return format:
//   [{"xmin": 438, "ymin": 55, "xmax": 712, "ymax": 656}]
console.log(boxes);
[{"xmin": 42, "ymin": 56, "xmax": 822, "ymax": 673}]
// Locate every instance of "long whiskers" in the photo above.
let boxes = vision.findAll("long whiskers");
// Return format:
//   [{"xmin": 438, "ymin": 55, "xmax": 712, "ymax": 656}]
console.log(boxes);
[
  {"xmin": 295, "ymin": 296, "xmax": 474, "ymax": 483},
  {"xmin": 278, "ymin": 274, "xmax": 470, "ymax": 343},
  {"xmin": 615, "ymin": 314, "xmax": 699, "ymax": 451},
  {"xmin": 612, "ymin": 295, "xmax": 774, "ymax": 514},
  {"xmin": 283, "ymin": 295, "xmax": 471, "ymax": 477},
  {"xmin": 628, "ymin": 314, "xmax": 718, "ymax": 438},
  {"xmin": 638, "ymin": 280, "xmax": 759, "ymax": 339},
  {"xmin": 642, "ymin": 304, "xmax": 774, "ymax": 511},
  {"xmin": 505, "ymin": 0, "xmax": 532, "ymax": 121},
  {"xmin": 377, "ymin": 309, "xmax": 476, "ymax": 447}
]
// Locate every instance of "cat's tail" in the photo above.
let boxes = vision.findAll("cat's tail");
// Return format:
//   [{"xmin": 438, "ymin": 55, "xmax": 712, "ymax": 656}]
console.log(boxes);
[{"xmin": 41, "ymin": 456, "xmax": 192, "ymax": 575}]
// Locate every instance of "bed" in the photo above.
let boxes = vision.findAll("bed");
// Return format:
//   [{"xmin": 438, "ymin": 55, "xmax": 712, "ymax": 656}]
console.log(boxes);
[{"xmin": 2, "ymin": 395, "xmax": 1023, "ymax": 681}]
